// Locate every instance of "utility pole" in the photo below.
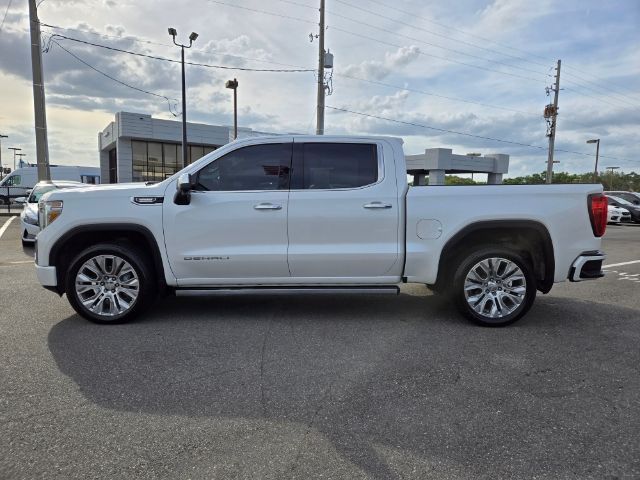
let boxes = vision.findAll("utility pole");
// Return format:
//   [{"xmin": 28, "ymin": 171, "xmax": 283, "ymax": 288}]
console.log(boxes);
[
  {"xmin": 545, "ymin": 59, "xmax": 561, "ymax": 184},
  {"xmin": 315, "ymin": 0, "xmax": 326, "ymax": 135},
  {"xmin": 28, "ymin": 0, "xmax": 51, "ymax": 181},
  {"xmin": 0, "ymin": 134, "xmax": 7, "ymax": 178}
]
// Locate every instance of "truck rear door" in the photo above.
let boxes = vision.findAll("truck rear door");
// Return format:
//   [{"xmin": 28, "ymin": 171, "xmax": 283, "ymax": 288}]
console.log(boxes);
[{"xmin": 287, "ymin": 139, "xmax": 400, "ymax": 280}]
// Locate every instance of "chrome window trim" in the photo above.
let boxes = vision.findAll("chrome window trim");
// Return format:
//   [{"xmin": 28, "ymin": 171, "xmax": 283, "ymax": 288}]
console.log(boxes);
[{"xmin": 188, "ymin": 140, "xmax": 384, "ymax": 194}]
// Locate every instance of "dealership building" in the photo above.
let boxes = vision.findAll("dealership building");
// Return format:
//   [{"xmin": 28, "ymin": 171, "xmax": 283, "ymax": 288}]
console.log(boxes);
[{"xmin": 99, "ymin": 112, "xmax": 272, "ymax": 183}]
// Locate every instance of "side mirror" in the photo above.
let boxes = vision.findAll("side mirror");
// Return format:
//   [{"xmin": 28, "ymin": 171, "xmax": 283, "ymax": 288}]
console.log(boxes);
[
  {"xmin": 15, "ymin": 197, "xmax": 26, "ymax": 205},
  {"xmin": 174, "ymin": 173, "xmax": 195, "ymax": 205},
  {"xmin": 177, "ymin": 173, "xmax": 194, "ymax": 192}
]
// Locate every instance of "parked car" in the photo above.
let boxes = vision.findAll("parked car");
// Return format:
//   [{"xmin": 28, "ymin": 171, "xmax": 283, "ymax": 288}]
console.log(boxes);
[
  {"xmin": 607, "ymin": 204, "xmax": 631, "ymax": 224},
  {"xmin": 0, "ymin": 165, "xmax": 100, "ymax": 205},
  {"xmin": 605, "ymin": 191, "xmax": 640, "ymax": 206},
  {"xmin": 605, "ymin": 195, "xmax": 640, "ymax": 222},
  {"xmin": 17, "ymin": 181, "xmax": 85, "ymax": 245},
  {"xmin": 34, "ymin": 135, "xmax": 607, "ymax": 327}
]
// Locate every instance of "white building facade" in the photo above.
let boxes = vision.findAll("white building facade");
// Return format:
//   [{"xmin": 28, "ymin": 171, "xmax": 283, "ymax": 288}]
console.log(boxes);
[{"xmin": 99, "ymin": 112, "xmax": 271, "ymax": 183}]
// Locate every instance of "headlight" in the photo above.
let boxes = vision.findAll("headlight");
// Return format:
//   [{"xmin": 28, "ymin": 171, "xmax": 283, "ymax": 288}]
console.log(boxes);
[{"xmin": 39, "ymin": 200, "xmax": 63, "ymax": 229}]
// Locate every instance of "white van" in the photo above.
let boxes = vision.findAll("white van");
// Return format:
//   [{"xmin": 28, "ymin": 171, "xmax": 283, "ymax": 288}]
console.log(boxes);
[{"xmin": 0, "ymin": 165, "xmax": 100, "ymax": 204}]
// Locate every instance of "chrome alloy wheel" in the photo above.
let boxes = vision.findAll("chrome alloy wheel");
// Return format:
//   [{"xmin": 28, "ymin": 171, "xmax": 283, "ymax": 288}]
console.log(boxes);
[
  {"xmin": 463, "ymin": 257, "xmax": 527, "ymax": 319},
  {"xmin": 74, "ymin": 255, "xmax": 140, "ymax": 317}
]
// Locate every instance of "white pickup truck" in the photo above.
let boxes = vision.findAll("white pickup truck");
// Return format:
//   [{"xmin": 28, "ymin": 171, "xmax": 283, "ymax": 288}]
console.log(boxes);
[{"xmin": 34, "ymin": 135, "xmax": 608, "ymax": 326}]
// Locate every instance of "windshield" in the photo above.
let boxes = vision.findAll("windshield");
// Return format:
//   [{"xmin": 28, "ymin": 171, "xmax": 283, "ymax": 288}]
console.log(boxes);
[
  {"xmin": 608, "ymin": 195, "xmax": 633, "ymax": 206},
  {"xmin": 28, "ymin": 185, "xmax": 57, "ymax": 203}
]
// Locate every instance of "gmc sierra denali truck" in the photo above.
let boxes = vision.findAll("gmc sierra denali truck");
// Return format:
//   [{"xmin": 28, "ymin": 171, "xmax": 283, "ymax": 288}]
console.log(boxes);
[{"xmin": 34, "ymin": 136, "xmax": 608, "ymax": 326}]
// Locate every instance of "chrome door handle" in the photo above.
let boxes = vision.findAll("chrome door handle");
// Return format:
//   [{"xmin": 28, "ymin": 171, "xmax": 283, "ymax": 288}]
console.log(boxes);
[
  {"xmin": 363, "ymin": 202, "xmax": 392, "ymax": 209},
  {"xmin": 253, "ymin": 203, "xmax": 282, "ymax": 210}
]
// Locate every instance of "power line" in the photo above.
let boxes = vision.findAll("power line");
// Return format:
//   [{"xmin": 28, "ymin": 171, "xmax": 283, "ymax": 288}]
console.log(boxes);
[
  {"xmin": 347, "ymin": 0, "xmax": 640, "ymax": 107},
  {"xmin": 562, "ymin": 66, "xmax": 640, "ymax": 102},
  {"xmin": 269, "ymin": 0, "xmax": 553, "ymax": 81},
  {"xmin": 362, "ymin": 0, "xmax": 555, "ymax": 65},
  {"xmin": 331, "ymin": 0, "xmax": 553, "ymax": 74},
  {"xmin": 328, "ymin": 9, "xmax": 550, "ymax": 79},
  {"xmin": 326, "ymin": 105, "xmax": 636, "ymax": 164},
  {"xmin": 562, "ymin": 77, "xmax": 640, "ymax": 109},
  {"xmin": 327, "ymin": 105, "xmax": 552, "ymax": 148},
  {"xmin": 0, "ymin": 0, "xmax": 13, "ymax": 32},
  {"xmin": 40, "ymin": 22, "xmax": 312, "ymax": 71},
  {"xmin": 41, "ymin": 22, "xmax": 172, "ymax": 47},
  {"xmin": 208, "ymin": 0, "xmax": 544, "ymax": 83},
  {"xmin": 208, "ymin": 0, "xmax": 637, "ymax": 106},
  {"xmin": 50, "ymin": 40, "xmax": 180, "ymax": 112},
  {"xmin": 46, "ymin": 34, "xmax": 315, "ymax": 72},
  {"xmin": 335, "ymin": 72, "xmax": 538, "ymax": 115},
  {"xmin": 205, "ymin": 0, "xmax": 316, "ymax": 25},
  {"xmin": 330, "ymin": 27, "xmax": 546, "ymax": 84},
  {"xmin": 335, "ymin": 72, "xmax": 608, "ymax": 131}
]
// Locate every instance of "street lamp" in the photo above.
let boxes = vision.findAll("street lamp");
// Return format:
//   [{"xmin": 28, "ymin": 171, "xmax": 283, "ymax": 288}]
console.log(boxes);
[
  {"xmin": 8, "ymin": 147, "xmax": 21, "ymax": 170},
  {"xmin": 225, "ymin": 78, "xmax": 239, "ymax": 140},
  {"xmin": 0, "ymin": 134, "xmax": 7, "ymax": 178},
  {"xmin": 586, "ymin": 139, "xmax": 600, "ymax": 182},
  {"xmin": 168, "ymin": 27, "xmax": 198, "ymax": 167},
  {"xmin": 605, "ymin": 166, "xmax": 619, "ymax": 190}
]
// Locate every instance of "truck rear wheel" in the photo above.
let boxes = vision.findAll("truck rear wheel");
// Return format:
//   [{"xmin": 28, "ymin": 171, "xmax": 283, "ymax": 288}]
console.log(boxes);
[
  {"xmin": 65, "ymin": 243, "xmax": 155, "ymax": 324},
  {"xmin": 452, "ymin": 247, "xmax": 536, "ymax": 327}
]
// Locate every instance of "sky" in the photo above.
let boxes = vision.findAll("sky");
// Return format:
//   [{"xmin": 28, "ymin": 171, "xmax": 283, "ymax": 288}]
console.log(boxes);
[{"xmin": 0, "ymin": 0, "xmax": 638, "ymax": 177}]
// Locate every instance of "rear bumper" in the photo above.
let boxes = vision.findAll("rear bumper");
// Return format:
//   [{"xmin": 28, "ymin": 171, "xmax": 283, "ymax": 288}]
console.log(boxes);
[
  {"xmin": 36, "ymin": 265, "xmax": 58, "ymax": 287},
  {"xmin": 569, "ymin": 251, "xmax": 606, "ymax": 282}
]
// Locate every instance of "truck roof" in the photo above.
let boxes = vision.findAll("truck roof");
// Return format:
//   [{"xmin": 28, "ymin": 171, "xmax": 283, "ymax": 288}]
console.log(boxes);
[{"xmin": 233, "ymin": 134, "xmax": 404, "ymax": 144}]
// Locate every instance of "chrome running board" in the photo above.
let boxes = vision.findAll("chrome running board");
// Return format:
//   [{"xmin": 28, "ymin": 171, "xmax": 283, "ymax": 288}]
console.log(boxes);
[{"xmin": 175, "ymin": 286, "xmax": 400, "ymax": 296}]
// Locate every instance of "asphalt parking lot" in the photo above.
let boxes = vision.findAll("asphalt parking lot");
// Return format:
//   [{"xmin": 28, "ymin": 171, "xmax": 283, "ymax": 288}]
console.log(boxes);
[{"xmin": 1, "ymin": 218, "xmax": 639, "ymax": 479}]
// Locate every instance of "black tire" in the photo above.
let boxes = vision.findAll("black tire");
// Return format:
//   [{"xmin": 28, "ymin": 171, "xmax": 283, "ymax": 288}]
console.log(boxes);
[
  {"xmin": 0, "ymin": 196, "xmax": 7, "ymax": 206},
  {"xmin": 451, "ymin": 247, "xmax": 536, "ymax": 327},
  {"xmin": 65, "ymin": 243, "xmax": 156, "ymax": 324}
]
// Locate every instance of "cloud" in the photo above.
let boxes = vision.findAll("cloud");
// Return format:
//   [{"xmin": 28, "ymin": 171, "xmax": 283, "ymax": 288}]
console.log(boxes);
[
  {"xmin": 0, "ymin": 0, "xmax": 637, "ymax": 176},
  {"xmin": 342, "ymin": 46, "xmax": 420, "ymax": 80},
  {"xmin": 476, "ymin": 0, "xmax": 554, "ymax": 32}
]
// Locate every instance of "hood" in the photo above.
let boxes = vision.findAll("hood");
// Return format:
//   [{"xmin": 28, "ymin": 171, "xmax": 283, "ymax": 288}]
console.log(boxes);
[{"xmin": 42, "ymin": 182, "xmax": 167, "ymax": 202}]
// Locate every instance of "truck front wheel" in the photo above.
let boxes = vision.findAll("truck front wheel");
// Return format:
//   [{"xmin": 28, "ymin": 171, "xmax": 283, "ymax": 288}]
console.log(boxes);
[
  {"xmin": 452, "ymin": 247, "xmax": 536, "ymax": 327},
  {"xmin": 65, "ymin": 243, "xmax": 155, "ymax": 324}
]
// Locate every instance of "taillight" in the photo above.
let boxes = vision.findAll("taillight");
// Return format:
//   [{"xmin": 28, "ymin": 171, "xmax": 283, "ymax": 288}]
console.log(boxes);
[{"xmin": 588, "ymin": 194, "xmax": 608, "ymax": 237}]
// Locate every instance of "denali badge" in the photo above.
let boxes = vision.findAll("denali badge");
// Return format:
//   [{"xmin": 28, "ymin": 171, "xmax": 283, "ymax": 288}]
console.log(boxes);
[{"xmin": 184, "ymin": 256, "xmax": 230, "ymax": 261}]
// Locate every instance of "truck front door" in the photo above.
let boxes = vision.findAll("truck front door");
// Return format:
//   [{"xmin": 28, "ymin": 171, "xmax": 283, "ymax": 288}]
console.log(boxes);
[{"xmin": 163, "ymin": 141, "xmax": 293, "ymax": 285}]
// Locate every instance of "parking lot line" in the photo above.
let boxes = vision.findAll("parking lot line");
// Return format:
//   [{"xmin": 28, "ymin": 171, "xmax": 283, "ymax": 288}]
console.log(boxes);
[
  {"xmin": 0, "ymin": 216, "xmax": 17, "ymax": 239},
  {"xmin": 604, "ymin": 260, "xmax": 640, "ymax": 268}
]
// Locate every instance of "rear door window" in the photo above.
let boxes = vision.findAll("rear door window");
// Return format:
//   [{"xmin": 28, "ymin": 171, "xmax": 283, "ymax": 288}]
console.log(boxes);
[{"xmin": 292, "ymin": 143, "xmax": 378, "ymax": 190}]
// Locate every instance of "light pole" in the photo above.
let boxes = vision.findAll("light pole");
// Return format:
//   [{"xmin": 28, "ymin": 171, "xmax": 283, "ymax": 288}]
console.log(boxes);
[
  {"xmin": 605, "ymin": 166, "xmax": 619, "ymax": 190},
  {"xmin": 225, "ymin": 78, "xmax": 239, "ymax": 140},
  {"xmin": 586, "ymin": 139, "xmax": 600, "ymax": 182},
  {"xmin": 8, "ymin": 147, "xmax": 21, "ymax": 170},
  {"xmin": 16, "ymin": 153, "xmax": 27, "ymax": 168},
  {"xmin": 0, "ymin": 134, "xmax": 7, "ymax": 178},
  {"xmin": 168, "ymin": 27, "xmax": 198, "ymax": 168}
]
